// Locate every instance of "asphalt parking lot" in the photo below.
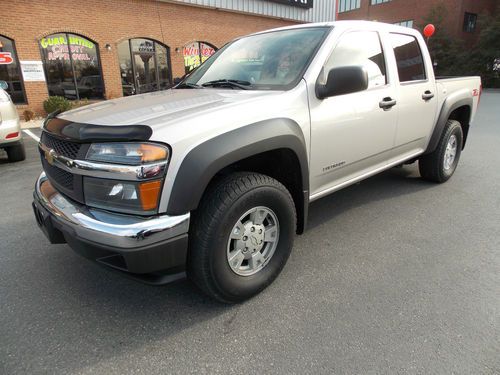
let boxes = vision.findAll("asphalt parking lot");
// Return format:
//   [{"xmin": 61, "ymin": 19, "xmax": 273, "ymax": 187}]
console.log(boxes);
[{"xmin": 1, "ymin": 92, "xmax": 499, "ymax": 374}]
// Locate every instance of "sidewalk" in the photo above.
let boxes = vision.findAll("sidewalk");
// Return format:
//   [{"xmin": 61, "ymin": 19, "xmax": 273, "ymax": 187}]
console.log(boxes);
[{"xmin": 20, "ymin": 119, "xmax": 43, "ymax": 129}]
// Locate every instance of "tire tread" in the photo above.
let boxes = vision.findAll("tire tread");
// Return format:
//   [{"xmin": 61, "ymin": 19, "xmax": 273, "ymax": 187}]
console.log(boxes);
[
  {"xmin": 188, "ymin": 172, "xmax": 295, "ymax": 303},
  {"xmin": 419, "ymin": 119, "xmax": 462, "ymax": 183}
]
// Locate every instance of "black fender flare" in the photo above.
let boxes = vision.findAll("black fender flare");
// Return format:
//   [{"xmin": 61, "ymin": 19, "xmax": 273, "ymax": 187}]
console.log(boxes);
[
  {"xmin": 425, "ymin": 93, "xmax": 472, "ymax": 154},
  {"xmin": 166, "ymin": 118, "xmax": 309, "ymax": 221}
]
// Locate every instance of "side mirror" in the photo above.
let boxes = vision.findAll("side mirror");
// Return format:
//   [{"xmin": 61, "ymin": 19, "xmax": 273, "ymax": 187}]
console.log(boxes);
[
  {"xmin": 0, "ymin": 80, "xmax": 8, "ymax": 90},
  {"xmin": 316, "ymin": 66, "xmax": 368, "ymax": 99},
  {"xmin": 173, "ymin": 77, "xmax": 182, "ymax": 85}
]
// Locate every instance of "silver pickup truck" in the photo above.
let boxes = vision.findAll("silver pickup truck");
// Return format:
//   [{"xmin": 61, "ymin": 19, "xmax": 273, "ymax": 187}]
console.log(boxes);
[{"xmin": 33, "ymin": 21, "xmax": 481, "ymax": 302}]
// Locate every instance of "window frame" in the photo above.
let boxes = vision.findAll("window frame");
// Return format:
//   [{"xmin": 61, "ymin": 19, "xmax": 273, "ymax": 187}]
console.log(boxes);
[
  {"xmin": 38, "ymin": 32, "xmax": 106, "ymax": 101},
  {"xmin": 463, "ymin": 12, "xmax": 477, "ymax": 33},
  {"xmin": 338, "ymin": 0, "xmax": 361, "ymax": 13},
  {"xmin": 320, "ymin": 29, "xmax": 390, "ymax": 92},
  {"xmin": 393, "ymin": 20, "xmax": 414, "ymax": 29},
  {"xmin": 371, "ymin": 0, "xmax": 392, "ymax": 5},
  {"xmin": 388, "ymin": 32, "xmax": 428, "ymax": 85},
  {"xmin": 0, "ymin": 35, "xmax": 27, "ymax": 104}
]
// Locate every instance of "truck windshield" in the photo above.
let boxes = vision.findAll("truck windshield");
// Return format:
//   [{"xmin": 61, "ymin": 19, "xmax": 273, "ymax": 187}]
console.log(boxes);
[{"xmin": 182, "ymin": 27, "xmax": 330, "ymax": 91}]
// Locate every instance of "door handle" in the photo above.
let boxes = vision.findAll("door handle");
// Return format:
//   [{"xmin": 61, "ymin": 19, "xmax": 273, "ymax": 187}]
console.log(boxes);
[
  {"xmin": 422, "ymin": 90, "xmax": 434, "ymax": 100},
  {"xmin": 379, "ymin": 97, "xmax": 397, "ymax": 110}
]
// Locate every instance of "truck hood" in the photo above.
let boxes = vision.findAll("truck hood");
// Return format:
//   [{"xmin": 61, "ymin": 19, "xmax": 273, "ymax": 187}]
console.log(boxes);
[{"xmin": 58, "ymin": 88, "xmax": 279, "ymax": 128}]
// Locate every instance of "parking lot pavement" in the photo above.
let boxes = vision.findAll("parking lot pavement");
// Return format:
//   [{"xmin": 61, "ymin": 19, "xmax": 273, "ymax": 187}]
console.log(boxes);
[{"xmin": 1, "ymin": 92, "xmax": 499, "ymax": 374}]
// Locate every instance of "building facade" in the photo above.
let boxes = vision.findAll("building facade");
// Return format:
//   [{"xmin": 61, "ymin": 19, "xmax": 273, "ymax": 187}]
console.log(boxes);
[
  {"xmin": 337, "ymin": 0, "xmax": 497, "ymax": 44},
  {"xmin": 0, "ymin": 0, "xmax": 335, "ymax": 116}
]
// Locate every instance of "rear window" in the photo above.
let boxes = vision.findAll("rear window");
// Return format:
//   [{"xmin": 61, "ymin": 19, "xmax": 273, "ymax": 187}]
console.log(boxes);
[{"xmin": 389, "ymin": 33, "xmax": 426, "ymax": 82}]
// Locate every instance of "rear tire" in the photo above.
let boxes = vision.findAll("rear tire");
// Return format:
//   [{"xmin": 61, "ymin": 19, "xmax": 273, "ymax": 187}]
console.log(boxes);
[
  {"xmin": 6, "ymin": 142, "xmax": 26, "ymax": 162},
  {"xmin": 419, "ymin": 120, "xmax": 462, "ymax": 183},
  {"xmin": 187, "ymin": 172, "xmax": 296, "ymax": 303}
]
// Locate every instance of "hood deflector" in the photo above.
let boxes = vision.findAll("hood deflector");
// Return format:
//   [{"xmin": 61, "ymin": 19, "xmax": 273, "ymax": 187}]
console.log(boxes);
[{"xmin": 43, "ymin": 116, "xmax": 152, "ymax": 143}]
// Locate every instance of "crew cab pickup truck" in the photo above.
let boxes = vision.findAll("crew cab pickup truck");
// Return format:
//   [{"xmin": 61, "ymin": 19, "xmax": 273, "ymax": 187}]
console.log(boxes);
[{"xmin": 33, "ymin": 21, "xmax": 481, "ymax": 302}]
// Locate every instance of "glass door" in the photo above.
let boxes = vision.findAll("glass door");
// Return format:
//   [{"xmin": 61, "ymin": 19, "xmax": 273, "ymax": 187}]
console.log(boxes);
[
  {"xmin": 118, "ymin": 38, "xmax": 171, "ymax": 96},
  {"xmin": 133, "ymin": 52, "xmax": 158, "ymax": 94}
]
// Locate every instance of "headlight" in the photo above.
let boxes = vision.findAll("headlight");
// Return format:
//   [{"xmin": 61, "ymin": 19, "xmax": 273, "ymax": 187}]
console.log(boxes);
[
  {"xmin": 86, "ymin": 143, "xmax": 169, "ymax": 165},
  {"xmin": 84, "ymin": 177, "xmax": 162, "ymax": 215},
  {"xmin": 83, "ymin": 142, "xmax": 169, "ymax": 215}
]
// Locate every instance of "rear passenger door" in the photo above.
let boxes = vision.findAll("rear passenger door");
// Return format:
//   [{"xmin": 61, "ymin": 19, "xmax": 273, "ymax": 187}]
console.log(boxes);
[
  {"xmin": 309, "ymin": 30, "xmax": 398, "ymax": 197},
  {"xmin": 387, "ymin": 33, "xmax": 438, "ymax": 156}
]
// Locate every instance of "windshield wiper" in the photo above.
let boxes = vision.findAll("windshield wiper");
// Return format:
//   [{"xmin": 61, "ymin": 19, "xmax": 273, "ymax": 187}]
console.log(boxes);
[
  {"xmin": 175, "ymin": 82, "xmax": 204, "ymax": 89},
  {"xmin": 202, "ymin": 79, "xmax": 252, "ymax": 90}
]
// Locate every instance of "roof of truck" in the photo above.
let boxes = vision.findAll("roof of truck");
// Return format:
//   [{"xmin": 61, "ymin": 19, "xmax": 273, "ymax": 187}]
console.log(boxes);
[{"xmin": 250, "ymin": 20, "xmax": 422, "ymax": 38}]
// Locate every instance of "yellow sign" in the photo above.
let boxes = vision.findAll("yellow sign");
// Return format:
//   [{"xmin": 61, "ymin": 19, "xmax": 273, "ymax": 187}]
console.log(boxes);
[{"xmin": 40, "ymin": 35, "xmax": 94, "ymax": 49}]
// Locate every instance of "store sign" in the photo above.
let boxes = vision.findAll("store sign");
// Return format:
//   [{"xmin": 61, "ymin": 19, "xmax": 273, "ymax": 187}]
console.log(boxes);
[
  {"xmin": 40, "ymin": 35, "xmax": 94, "ymax": 49},
  {"xmin": 138, "ymin": 41, "xmax": 154, "ymax": 54},
  {"xmin": 266, "ymin": 0, "xmax": 313, "ymax": 9},
  {"xmin": 0, "ymin": 52, "xmax": 13, "ymax": 64},
  {"xmin": 183, "ymin": 42, "xmax": 216, "ymax": 73},
  {"xmin": 201, "ymin": 43, "xmax": 216, "ymax": 64},
  {"xmin": 20, "ymin": 61, "xmax": 46, "ymax": 82},
  {"xmin": 40, "ymin": 35, "xmax": 95, "ymax": 62}
]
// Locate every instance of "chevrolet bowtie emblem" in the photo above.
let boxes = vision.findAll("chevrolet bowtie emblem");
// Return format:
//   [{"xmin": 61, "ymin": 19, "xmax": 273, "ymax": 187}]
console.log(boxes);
[{"xmin": 44, "ymin": 149, "xmax": 56, "ymax": 165}]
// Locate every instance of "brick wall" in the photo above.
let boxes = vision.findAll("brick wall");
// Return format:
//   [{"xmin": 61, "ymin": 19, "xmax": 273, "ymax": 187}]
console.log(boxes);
[
  {"xmin": 337, "ymin": 0, "xmax": 497, "ymax": 43},
  {"xmin": 1, "ymin": 0, "xmax": 297, "ymax": 116}
]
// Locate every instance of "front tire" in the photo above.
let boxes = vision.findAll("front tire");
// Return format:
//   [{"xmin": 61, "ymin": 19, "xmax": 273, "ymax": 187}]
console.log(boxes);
[
  {"xmin": 419, "ymin": 120, "xmax": 463, "ymax": 183},
  {"xmin": 188, "ymin": 172, "xmax": 296, "ymax": 303},
  {"xmin": 6, "ymin": 142, "xmax": 26, "ymax": 162}
]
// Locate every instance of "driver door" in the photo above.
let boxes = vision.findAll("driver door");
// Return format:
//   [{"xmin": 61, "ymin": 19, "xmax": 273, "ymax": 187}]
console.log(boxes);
[{"xmin": 309, "ymin": 30, "xmax": 399, "ymax": 198}]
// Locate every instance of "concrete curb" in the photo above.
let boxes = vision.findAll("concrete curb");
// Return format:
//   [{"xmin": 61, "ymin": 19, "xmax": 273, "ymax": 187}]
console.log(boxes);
[{"xmin": 20, "ymin": 119, "xmax": 43, "ymax": 129}]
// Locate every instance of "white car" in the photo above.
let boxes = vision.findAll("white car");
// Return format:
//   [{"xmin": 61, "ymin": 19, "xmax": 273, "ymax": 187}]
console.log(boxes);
[{"xmin": 0, "ymin": 81, "xmax": 25, "ymax": 162}]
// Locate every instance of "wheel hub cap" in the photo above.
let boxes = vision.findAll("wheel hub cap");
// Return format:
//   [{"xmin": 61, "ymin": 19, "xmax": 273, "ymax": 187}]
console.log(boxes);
[
  {"xmin": 227, "ymin": 206, "xmax": 279, "ymax": 276},
  {"xmin": 444, "ymin": 134, "xmax": 458, "ymax": 170}
]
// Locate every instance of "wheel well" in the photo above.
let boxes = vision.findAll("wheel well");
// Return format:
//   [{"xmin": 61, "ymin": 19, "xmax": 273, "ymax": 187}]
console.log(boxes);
[
  {"xmin": 449, "ymin": 105, "xmax": 471, "ymax": 149},
  {"xmin": 199, "ymin": 148, "xmax": 306, "ymax": 234}
]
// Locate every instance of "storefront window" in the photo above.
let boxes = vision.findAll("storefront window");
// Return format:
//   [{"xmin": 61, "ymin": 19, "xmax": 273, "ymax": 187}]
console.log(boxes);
[
  {"xmin": 39, "ymin": 33, "xmax": 104, "ymax": 100},
  {"xmin": 0, "ymin": 35, "xmax": 26, "ymax": 104},
  {"xmin": 183, "ymin": 41, "xmax": 217, "ymax": 74},
  {"xmin": 118, "ymin": 38, "xmax": 171, "ymax": 96}
]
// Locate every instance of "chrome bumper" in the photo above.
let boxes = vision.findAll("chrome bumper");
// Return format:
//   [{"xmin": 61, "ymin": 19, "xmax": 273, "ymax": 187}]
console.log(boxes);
[{"xmin": 33, "ymin": 172, "xmax": 190, "ymax": 249}]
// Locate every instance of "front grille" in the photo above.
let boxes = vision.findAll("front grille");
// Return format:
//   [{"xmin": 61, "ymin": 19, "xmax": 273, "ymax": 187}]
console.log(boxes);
[
  {"xmin": 41, "ymin": 132, "xmax": 81, "ymax": 159},
  {"xmin": 39, "ymin": 131, "xmax": 85, "ymax": 203},
  {"xmin": 44, "ymin": 162, "xmax": 74, "ymax": 190}
]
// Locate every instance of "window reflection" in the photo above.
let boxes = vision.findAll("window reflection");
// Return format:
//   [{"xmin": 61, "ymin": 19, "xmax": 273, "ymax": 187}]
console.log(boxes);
[
  {"xmin": 118, "ymin": 38, "xmax": 171, "ymax": 96},
  {"xmin": 0, "ymin": 35, "xmax": 26, "ymax": 104},
  {"xmin": 183, "ymin": 41, "xmax": 217, "ymax": 74},
  {"xmin": 39, "ymin": 33, "xmax": 104, "ymax": 100}
]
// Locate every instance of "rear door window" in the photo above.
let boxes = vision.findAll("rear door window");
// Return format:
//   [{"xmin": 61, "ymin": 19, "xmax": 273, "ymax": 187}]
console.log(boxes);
[{"xmin": 389, "ymin": 33, "xmax": 426, "ymax": 82}]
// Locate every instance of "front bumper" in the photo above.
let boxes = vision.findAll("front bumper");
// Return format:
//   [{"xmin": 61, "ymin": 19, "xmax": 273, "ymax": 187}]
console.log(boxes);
[{"xmin": 32, "ymin": 172, "xmax": 190, "ymax": 284}]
